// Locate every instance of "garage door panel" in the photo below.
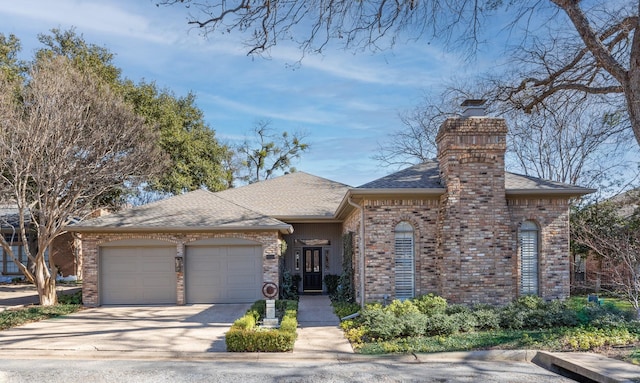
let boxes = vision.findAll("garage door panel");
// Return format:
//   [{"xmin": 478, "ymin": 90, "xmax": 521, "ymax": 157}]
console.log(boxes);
[
  {"xmin": 186, "ymin": 245, "xmax": 262, "ymax": 304},
  {"xmin": 101, "ymin": 246, "xmax": 176, "ymax": 305}
]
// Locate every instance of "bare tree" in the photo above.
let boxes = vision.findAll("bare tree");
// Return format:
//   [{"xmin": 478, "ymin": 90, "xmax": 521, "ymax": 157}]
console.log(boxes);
[
  {"xmin": 571, "ymin": 190, "xmax": 640, "ymax": 317},
  {"xmin": 503, "ymin": 93, "xmax": 637, "ymax": 190},
  {"xmin": 236, "ymin": 120, "xmax": 309, "ymax": 184},
  {"xmin": 0, "ymin": 55, "xmax": 165, "ymax": 305},
  {"xmin": 160, "ymin": 1, "xmax": 640, "ymax": 148},
  {"xmin": 375, "ymin": 87, "xmax": 638, "ymax": 194},
  {"xmin": 373, "ymin": 96, "xmax": 456, "ymax": 168}
]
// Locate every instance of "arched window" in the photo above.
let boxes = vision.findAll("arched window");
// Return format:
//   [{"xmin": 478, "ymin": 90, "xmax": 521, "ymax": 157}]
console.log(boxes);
[
  {"xmin": 395, "ymin": 221, "xmax": 415, "ymax": 300},
  {"xmin": 519, "ymin": 221, "xmax": 539, "ymax": 296}
]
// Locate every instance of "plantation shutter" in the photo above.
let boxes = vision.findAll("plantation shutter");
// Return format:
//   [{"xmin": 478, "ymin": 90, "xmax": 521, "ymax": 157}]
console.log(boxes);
[
  {"xmin": 519, "ymin": 221, "xmax": 539, "ymax": 295},
  {"xmin": 395, "ymin": 222, "xmax": 415, "ymax": 300}
]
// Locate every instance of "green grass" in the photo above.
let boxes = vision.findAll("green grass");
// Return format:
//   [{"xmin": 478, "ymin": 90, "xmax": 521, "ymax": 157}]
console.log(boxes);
[
  {"xmin": 0, "ymin": 304, "xmax": 82, "ymax": 331},
  {"xmin": 567, "ymin": 295, "xmax": 635, "ymax": 313}
]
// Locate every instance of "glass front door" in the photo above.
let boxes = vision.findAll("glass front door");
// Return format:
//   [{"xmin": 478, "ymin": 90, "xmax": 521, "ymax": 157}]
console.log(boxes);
[{"xmin": 302, "ymin": 247, "xmax": 322, "ymax": 292}]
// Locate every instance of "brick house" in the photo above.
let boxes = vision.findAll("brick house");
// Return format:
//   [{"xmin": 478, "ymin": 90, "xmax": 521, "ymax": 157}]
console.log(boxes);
[
  {"xmin": 1, "ymin": 205, "xmax": 79, "ymax": 280},
  {"xmin": 70, "ymin": 111, "xmax": 593, "ymax": 307}
]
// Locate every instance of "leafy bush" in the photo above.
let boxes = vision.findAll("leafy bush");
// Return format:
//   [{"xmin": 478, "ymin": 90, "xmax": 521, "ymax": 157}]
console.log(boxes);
[
  {"xmin": 386, "ymin": 299, "xmax": 420, "ymax": 316},
  {"xmin": 57, "ymin": 290, "xmax": 82, "ymax": 305},
  {"xmin": 399, "ymin": 312, "xmax": 428, "ymax": 337},
  {"xmin": 450, "ymin": 311, "xmax": 477, "ymax": 333},
  {"xmin": 445, "ymin": 304, "xmax": 471, "ymax": 315},
  {"xmin": 500, "ymin": 297, "xmax": 577, "ymax": 330},
  {"xmin": 361, "ymin": 307, "xmax": 402, "ymax": 340},
  {"xmin": 323, "ymin": 274, "xmax": 340, "ymax": 296},
  {"xmin": 424, "ymin": 313, "xmax": 458, "ymax": 336},
  {"xmin": 412, "ymin": 294, "xmax": 447, "ymax": 316},
  {"xmin": 225, "ymin": 300, "xmax": 298, "ymax": 352},
  {"xmin": 280, "ymin": 270, "xmax": 299, "ymax": 300},
  {"xmin": 473, "ymin": 309, "xmax": 501, "ymax": 331},
  {"xmin": 333, "ymin": 301, "xmax": 360, "ymax": 319},
  {"xmin": 226, "ymin": 328, "xmax": 297, "ymax": 352}
]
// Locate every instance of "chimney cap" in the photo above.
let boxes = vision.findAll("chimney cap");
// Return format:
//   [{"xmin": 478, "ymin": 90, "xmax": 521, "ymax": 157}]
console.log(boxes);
[
  {"xmin": 461, "ymin": 99, "xmax": 487, "ymax": 117},
  {"xmin": 461, "ymin": 99, "xmax": 486, "ymax": 107}
]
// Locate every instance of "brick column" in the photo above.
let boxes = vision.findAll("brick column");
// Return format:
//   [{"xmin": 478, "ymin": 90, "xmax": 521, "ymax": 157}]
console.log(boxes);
[{"xmin": 436, "ymin": 116, "xmax": 514, "ymax": 304}]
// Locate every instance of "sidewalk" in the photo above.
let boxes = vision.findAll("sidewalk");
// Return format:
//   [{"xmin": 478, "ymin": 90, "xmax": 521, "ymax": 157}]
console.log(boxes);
[{"xmin": 294, "ymin": 295, "xmax": 353, "ymax": 355}]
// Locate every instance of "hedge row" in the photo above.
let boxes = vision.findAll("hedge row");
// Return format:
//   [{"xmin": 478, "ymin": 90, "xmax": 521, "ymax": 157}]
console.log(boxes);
[
  {"xmin": 342, "ymin": 294, "xmax": 639, "ymax": 343},
  {"xmin": 225, "ymin": 300, "xmax": 298, "ymax": 352}
]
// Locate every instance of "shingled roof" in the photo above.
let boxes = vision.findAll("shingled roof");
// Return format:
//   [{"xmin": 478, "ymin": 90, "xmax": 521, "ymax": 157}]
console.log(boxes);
[
  {"xmin": 71, "ymin": 189, "xmax": 292, "ymax": 233},
  {"xmin": 355, "ymin": 161, "xmax": 594, "ymax": 196},
  {"xmin": 216, "ymin": 172, "xmax": 351, "ymax": 219}
]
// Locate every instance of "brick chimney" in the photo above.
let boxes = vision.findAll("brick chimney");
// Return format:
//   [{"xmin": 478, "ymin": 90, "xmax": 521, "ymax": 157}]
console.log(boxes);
[{"xmin": 435, "ymin": 100, "xmax": 514, "ymax": 304}]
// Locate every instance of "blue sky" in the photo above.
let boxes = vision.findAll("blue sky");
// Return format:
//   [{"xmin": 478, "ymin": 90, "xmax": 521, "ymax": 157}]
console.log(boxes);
[{"xmin": 0, "ymin": 0, "xmax": 495, "ymax": 187}]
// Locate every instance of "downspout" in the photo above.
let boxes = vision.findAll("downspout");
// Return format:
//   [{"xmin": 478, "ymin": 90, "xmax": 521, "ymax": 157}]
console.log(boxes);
[{"xmin": 347, "ymin": 197, "xmax": 366, "ymax": 308}]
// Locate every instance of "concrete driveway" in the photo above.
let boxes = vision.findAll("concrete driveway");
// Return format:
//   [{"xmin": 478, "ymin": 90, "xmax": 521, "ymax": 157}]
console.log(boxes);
[{"xmin": 0, "ymin": 304, "xmax": 250, "ymax": 353}]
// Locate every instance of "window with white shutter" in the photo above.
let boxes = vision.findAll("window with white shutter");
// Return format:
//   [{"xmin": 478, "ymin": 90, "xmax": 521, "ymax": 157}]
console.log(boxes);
[
  {"xmin": 519, "ymin": 221, "xmax": 539, "ymax": 296},
  {"xmin": 395, "ymin": 222, "xmax": 415, "ymax": 300}
]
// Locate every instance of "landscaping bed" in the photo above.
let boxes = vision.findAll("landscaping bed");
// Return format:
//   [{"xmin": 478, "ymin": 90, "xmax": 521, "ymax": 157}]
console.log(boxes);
[
  {"xmin": 334, "ymin": 294, "xmax": 640, "ymax": 358},
  {"xmin": 225, "ymin": 299, "xmax": 298, "ymax": 352},
  {"xmin": 0, "ymin": 290, "xmax": 84, "ymax": 330}
]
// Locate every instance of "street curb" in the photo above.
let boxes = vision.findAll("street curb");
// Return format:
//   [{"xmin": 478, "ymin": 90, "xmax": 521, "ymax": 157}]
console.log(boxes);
[{"xmin": 0, "ymin": 348, "xmax": 536, "ymax": 363}]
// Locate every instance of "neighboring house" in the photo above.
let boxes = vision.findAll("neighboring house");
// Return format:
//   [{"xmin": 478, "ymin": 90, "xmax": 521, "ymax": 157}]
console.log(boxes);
[
  {"xmin": 572, "ymin": 188, "xmax": 640, "ymax": 291},
  {"xmin": 70, "ymin": 109, "xmax": 593, "ymax": 307},
  {"xmin": 0, "ymin": 205, "xmax": 79, "ymax": 279}
]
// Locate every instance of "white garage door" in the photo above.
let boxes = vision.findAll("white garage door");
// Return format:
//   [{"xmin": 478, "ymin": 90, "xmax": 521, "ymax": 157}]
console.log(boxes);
[
  {"xmin": 100, "ymin": 246, "xmax": 176, "ymax": 305},
  {"xmin": 186, "ymin": 245, "xmax": 262, "ymax": 304}
]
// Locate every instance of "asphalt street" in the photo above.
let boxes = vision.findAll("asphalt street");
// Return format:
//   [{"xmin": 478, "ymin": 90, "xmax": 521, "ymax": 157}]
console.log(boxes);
[{"xmin": 0, "ymin": 358, "xmax": 573, "ymax": 383}]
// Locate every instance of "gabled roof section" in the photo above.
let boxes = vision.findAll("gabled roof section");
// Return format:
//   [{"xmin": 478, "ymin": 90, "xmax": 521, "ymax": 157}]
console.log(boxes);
[
  {"xmin": 505, "ymin": 172, "xmax": 595, "ymax": 196},
  {"xmin": 69, "ymin": 189, "xmax": 292, "ymax": 233},
  {"xmin": 216, "ymin": 172, "xmax": 351, "ymax": 219},
  {"xmin": 357, "ymin": 161, "xmax": 443, "ymax": 189}
]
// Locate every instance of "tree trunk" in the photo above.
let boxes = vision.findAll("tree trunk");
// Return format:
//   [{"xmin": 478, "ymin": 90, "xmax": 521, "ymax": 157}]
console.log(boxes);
[{"xmin": 34, "ymin": 255, "xmax": 56, "ymax": 306}]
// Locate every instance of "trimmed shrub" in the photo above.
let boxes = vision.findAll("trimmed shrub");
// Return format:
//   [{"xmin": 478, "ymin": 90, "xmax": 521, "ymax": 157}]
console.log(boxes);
[
  {"xmin": 361, "ymin": 307, "xmax": 403, "ymax": 340},
  {"xmin": 445, "ymin": 304, "xmax": 471, "ymax": 315},
  {"xmin": 400, "ymin": 312, "xmax": 428, "ymax": 337},
  {"xmin": 412, "ymin": 294, "xmax": 447, "ymax": 316},
  {"xmin": 473, "ymin": 309, "xmax": 501, "ymax": 331},
  {"xmin": 424, "ymin": 313, "xmax": 458, "ymax": 336},
  {"xmin": 450, "ymin": 311, "xmax": 477, "ymax": 333},
  {"xmin": 226, "ymin": 328, "xmax": 297, "ymax": 352},
  {"xmin": 387, "ymin": 299, "xmax": 420, "ymax": 316},
  {"xmin": 225, "ymin": 300, "xmax": 298, "ymax": 352}
]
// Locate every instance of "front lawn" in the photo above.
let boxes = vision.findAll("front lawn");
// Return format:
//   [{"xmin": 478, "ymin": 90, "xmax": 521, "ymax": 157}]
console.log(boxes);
[
  {"xmin": 0, "ymin": 304, "xmax": 82, "ymax": 330},
  {"xmin": 334, "ymin": 294, "xmax": 640, "ymax": 356},
  {"xmin": 0, "ymin": 289, "xmax": 84, "ymax": 330}
]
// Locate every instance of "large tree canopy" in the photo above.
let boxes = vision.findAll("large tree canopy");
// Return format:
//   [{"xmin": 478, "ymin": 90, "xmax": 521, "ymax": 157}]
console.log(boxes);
[
  {"xmin": 0, "ymin": 55, "xmax": 164, "ymax": 305},
  {"xmin": 160, "ymin": 1, "xmax": 640, "ymax": 148},
  {"xmin": 34, "ymin": 29, "xmax": 231, "ymax": 196}
]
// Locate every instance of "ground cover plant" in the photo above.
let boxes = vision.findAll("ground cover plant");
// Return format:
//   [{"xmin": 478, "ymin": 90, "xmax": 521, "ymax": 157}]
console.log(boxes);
[
  {"xmin": 0, "ymin": 290, "xmax": 83, "ymax": 330},
  {"xmin": 334, "ymin": 294, "xmax": 640, "ymax": 355},
  {"xmin": 225, "ymin": 299, "xmax": 298, "ymax": 352}
]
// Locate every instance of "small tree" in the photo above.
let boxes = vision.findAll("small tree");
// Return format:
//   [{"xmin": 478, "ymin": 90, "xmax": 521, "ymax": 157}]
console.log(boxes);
[
  {"xmin": 572, "ymin": 190, "xmax": 640, "ymax": 318},
  {"xmin": 0, "ymin": 55, "xmax": 164, "ymax": 305},
  {"xmin": 237, "ymin": 120, "xmax": 309, "ymax": 184}
]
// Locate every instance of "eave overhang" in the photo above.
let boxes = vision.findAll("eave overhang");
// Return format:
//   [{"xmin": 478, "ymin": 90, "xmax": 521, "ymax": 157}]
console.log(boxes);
[{"xmin": 67, "ymin": 224, "xmax": 294, "ymax": 235}]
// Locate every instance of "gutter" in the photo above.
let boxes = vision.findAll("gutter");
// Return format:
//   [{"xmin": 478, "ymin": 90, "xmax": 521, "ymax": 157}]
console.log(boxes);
[
  {"xmin": 347, "ymin": 197, "xmax": 366, "ymax": 309},
  {"xmin": 66, "ymin": 224, "xmax": 294, "ymax": 235}
]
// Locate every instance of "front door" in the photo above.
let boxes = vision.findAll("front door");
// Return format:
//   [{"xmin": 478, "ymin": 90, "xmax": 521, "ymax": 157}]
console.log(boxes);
[{"xmin": 303, "ymin": 247, "xmax": 322, "ymax": 292}]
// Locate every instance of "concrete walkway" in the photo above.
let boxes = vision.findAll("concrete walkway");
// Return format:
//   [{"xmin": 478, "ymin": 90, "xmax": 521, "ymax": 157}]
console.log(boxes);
[{"xmin": 294, "ymin": 295, "xmax": 353, "ymax": 355}]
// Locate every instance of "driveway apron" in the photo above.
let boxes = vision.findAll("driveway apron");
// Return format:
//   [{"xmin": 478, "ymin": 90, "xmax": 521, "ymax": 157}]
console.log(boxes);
[{"xmin": 0, "ymin": 304, "xmax": 250, "ymax": 353}]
